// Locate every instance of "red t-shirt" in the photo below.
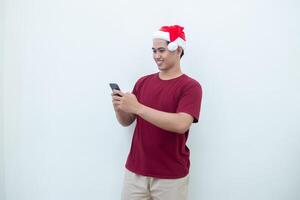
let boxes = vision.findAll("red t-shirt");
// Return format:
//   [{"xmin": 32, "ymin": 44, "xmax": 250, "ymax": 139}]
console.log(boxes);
[{"xmin": 125, "ymin": 72, "xmax": 202, "ymax": 179}]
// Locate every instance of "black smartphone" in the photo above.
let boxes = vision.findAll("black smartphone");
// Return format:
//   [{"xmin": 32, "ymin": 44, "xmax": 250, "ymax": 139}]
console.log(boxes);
[{"xmin": 109, "ymin": 83, "xmax": 121, "ymax": 96}]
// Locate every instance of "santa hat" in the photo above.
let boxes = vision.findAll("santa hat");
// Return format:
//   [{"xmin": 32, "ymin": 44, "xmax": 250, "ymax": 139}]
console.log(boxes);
[{"xmin": 153, "ymin": 25, "xmax": 186, "ymax": 52}]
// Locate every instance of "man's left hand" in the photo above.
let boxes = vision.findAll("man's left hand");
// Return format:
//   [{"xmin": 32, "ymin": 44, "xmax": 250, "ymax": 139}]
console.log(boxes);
[{"xmin": 113, "ymin": 91, "xmax": 142, "ymax": 114}]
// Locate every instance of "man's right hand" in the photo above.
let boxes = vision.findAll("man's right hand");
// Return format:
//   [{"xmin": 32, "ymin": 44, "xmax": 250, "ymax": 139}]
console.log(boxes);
[
  {"xmin": 111, "ymin": 90, "xmax": 136, "ymax": 126},
  {"xmin": 111, "ymin": 89, "xmax": 123, "ymax": 112}
]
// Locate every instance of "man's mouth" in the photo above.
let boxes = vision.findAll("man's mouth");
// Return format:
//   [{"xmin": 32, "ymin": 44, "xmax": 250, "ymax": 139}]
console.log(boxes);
[{"xmin": 156, "ymin": 60, "xmax": 163, "ymax": 65}]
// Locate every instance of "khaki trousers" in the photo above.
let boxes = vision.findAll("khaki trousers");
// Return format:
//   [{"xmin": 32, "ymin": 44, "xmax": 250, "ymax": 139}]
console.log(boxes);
[{"xmin": 121, "ymin": 169, "xmax": 189, "ymax": 200}]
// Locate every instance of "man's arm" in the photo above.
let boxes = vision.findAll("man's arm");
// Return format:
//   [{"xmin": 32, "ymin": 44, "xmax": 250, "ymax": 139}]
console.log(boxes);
[
  {"xmin": 115, "ymin": 110, "xmax": 136, "ymax": 127},
  {"xmin": 113, "ymin": 91, "xmax": 194, "ymax": 134},
  {"xmin": 136, "ymin": 105, "xmax": 193, "ymax": 134}
]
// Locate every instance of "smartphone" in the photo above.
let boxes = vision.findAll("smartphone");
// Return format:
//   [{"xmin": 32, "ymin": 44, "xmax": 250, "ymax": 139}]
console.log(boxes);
[{"xmin": 109, "ymin": 83, "xmax": 121, "ymax": 96}]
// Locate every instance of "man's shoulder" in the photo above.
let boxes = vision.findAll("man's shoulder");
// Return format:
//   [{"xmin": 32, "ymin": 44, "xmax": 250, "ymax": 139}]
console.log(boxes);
[
  {"xmin": 135, "ymin": 72, "xmax": 157, "ymax": 85},
  {"xmin": 182, "ymin": 74, "xmax": 202, "ymax": 89}
]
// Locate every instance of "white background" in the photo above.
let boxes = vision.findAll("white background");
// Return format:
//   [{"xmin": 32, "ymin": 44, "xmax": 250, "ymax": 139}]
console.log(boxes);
[{"xmin": 1, "ymin": 0, "xmax": 300, "ymax": 199}]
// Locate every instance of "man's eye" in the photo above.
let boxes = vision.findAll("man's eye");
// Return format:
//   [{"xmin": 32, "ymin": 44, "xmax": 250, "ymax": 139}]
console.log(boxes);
[{"xmin": 159, "ymin": 49, "xmax": 165, "ymax": 53}]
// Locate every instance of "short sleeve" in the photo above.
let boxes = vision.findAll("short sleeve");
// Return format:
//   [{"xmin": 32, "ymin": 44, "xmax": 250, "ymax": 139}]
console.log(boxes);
[
  {"xmin": 176, "ymin": 82, "xmax": 202, "ymax": 123},
  {"xmin": 132, "ymin": 75, "xmax": 148, "ymax": 97},
  {"xmin": 132, "ymin": 81, "xmax": 139, "ymax": 96}
]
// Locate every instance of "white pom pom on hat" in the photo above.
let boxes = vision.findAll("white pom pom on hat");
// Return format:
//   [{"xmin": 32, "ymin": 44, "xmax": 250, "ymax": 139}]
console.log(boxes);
[
  {"xmin": 167, "ymin": 42, "xmax": 178, "ymax": 51},
  {"xmin": 153, "ymin": 25, "xmax": 186, "ymax": 52}
]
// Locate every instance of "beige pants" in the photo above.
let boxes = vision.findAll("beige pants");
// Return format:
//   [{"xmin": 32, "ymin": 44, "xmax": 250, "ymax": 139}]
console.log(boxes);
[{"xmin": 121, "ymin": 169, "xmax": 189, "ymax": 200}]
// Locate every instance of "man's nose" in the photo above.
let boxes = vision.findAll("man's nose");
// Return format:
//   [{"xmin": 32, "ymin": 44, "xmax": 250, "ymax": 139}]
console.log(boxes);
[{"xmin": 154, "ymin": 52, "xmax": 161, "ymax": 59}]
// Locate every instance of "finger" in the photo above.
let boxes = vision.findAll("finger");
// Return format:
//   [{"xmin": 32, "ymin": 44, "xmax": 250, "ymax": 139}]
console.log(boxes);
[
  {"xmin": 111, "ymin": 92, "xmax": 121, "ymax": 97},
  {"xmin": 113, "ymin": 90, "xmax": 121, "ymax": 95},
  {"xmin": 112, "ymin": 100, "xmax": 121, "ymax": 106},
  {"xmin": 113, "ymin": 101, "xmax": 121, "ymax": 106},
  {"xmin": 114, "ymin": 90, "xmax": 126, "ymax": 97},
  {"xmin": 112, "ymin": 95, "xmax": 122, "ymax": 101}
]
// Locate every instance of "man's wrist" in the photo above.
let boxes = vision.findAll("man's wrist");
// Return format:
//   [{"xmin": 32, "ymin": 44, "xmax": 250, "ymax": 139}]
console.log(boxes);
[{"xmin": 135, "ymin": 103, "xmax": 145, "ymax": 116}]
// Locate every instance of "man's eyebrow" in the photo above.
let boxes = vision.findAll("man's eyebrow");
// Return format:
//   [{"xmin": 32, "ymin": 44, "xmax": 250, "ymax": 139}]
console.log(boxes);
[{"xmin": 152, "ymin": 47, "xmax": 166, "ymax": 50}]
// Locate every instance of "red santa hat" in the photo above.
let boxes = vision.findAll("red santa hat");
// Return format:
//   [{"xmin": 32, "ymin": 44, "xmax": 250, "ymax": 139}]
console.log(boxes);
[{"xmin": 153, "ymin": 25, "xmax": 186, "ymax": 52}]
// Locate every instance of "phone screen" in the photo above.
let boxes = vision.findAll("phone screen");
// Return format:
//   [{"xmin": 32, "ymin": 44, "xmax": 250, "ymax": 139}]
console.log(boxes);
[
  {"xmin": 109, "ymin": 83, "xmax": 120, "ymax": 91},
  {"xmin": 109, "ymin": 83, "xmax": 121, "ymax": 96}
]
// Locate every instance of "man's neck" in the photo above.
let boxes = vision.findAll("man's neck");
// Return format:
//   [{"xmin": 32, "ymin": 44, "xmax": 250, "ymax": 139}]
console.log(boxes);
[{"xmin": 159, "ymin": 64, "xmax": 183, "ymax": 80}]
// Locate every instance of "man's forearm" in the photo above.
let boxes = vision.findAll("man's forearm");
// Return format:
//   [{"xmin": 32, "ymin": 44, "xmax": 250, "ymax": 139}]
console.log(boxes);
[
  {"xmin": 136, "ymin": 104, "xmax": 192, "ymax": 134},
  {"xmin": 115, "ymin": 111, "xmax": 135, "ymax": 127}
]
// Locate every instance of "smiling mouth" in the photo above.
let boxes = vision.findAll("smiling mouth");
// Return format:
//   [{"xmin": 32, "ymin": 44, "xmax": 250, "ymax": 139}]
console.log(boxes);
[{"xmin": 156, "ymin": 60, "xmax": 163, "ymax": 65}]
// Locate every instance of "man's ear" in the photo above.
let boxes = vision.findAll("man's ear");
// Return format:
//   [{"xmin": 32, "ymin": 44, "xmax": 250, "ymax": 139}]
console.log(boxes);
[{"xmin": 177, "ymin": 47, "xmax": 183, "ymax": 57}]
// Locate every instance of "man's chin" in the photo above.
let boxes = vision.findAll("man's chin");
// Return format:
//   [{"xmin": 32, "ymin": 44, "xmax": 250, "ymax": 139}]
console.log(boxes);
[{"xmin": 157, "ymin": 64, "xmax": 165, "ymax": 70}]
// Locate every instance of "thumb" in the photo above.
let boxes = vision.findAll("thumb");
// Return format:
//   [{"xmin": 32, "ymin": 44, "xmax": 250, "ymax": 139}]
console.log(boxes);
[{"xmin": 114, "ymin": 90, "xmax": 125, "ymax": 97}]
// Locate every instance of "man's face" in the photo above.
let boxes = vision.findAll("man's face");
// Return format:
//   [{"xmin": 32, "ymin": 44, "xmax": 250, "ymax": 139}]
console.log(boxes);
[{"xmin": 152, "ymin": 39, "xmax": 179, "ymax": 71}]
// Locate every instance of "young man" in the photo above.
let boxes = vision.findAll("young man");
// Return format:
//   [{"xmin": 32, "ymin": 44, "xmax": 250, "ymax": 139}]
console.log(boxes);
[{"xmin": 111, "ymin": 25, "xmax": 202, "ymax": 200}]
